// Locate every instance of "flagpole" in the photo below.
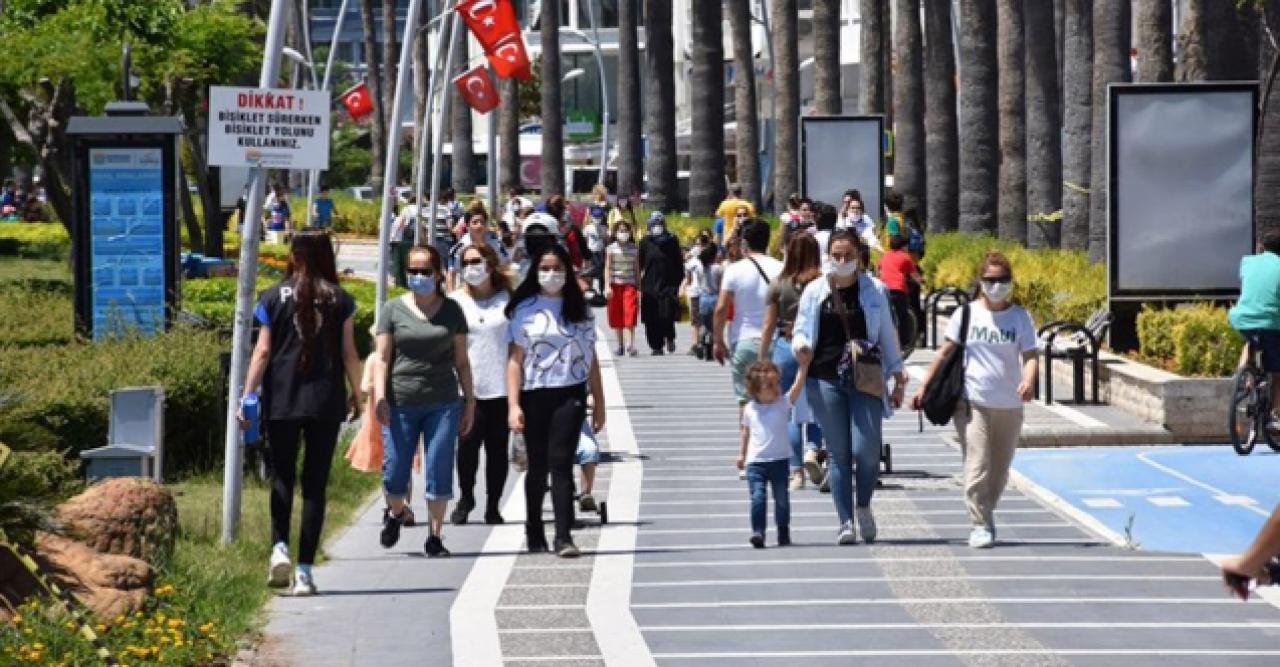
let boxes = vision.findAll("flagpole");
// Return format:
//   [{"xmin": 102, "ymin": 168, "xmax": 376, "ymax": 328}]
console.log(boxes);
[
  {"xmin": 304, "ymin": 0, "xmax": 351, "ymax": 229},
  {"xmin": 428, "ymin": 10, "xmax": 463, "ymax": 251}
]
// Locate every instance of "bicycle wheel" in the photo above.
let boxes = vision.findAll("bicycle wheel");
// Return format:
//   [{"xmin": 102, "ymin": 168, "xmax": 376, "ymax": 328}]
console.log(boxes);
[
  {"xmin": 1261, "ymin": 379, "xmax": 1280, "ymax": 453},
  {"xmin": 1229, "ymin": 367, "xmax": 1261, "ymax": 456}
]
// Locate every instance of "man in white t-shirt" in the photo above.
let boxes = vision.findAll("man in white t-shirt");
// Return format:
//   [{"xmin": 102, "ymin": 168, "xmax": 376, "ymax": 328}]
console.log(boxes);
[{"xmin": 713, "ymin": 219, "xmax": 783, "ymax": 404}]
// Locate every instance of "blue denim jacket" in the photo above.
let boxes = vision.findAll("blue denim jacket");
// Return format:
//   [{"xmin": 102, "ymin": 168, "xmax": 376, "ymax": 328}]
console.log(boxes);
[{"xmin": 790, "ymin": 272, "xmax": 904, "ymax": 414}]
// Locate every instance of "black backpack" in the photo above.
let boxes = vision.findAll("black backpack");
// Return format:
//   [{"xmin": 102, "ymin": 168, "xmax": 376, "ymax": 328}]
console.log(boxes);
[{"xmin": 919, "ymin": 305, "xmax": 970, "ymax": 426}]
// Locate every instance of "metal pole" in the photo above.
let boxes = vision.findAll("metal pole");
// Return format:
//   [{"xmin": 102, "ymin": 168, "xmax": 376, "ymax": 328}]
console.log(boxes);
[
  {"xmin": 374, "ymin": 0, "xmax": 428, "ymax": 319},
  {"xmin": 582, "ymin": 1, "xmax": 608, "ymax": 185},
  {"xmin": 222, "ymin": 0, "xmax": 291, "ymax": 545},
  {"xmin": 487, "ymin": 65, "xmax": 499, "ymax": 216},
  {"xmin": 427, "ymin": 10, "xmax": 463, "ymax": 250},
  {"xmin": 416, "ymin": 6, "xmax": 454, "ymax": 247},
  {"xmin": 756, "ymin": 0, "xmax": 776, "ymax": 209},
  {"xmin": 305, "ymin": 0, "xmax": 350, "ymax": 229}
]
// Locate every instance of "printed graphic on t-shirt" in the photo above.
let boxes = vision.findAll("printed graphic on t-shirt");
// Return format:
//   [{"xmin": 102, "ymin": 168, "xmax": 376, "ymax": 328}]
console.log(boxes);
[{"xmin": 968, "ymin": 324, "xmax": 1017, "ymax": 345}]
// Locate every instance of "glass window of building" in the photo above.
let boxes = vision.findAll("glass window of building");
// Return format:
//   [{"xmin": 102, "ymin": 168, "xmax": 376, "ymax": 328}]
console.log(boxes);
[{"xmin": 577, "ymin": 0, "xmax": 619, "ymax": 28}]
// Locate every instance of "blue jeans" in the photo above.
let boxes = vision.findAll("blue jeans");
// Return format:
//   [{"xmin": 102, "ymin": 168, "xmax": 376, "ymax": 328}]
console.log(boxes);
[
  {"xmin": 807, "ymin": 378, "xmax": 884, "ymax": 524},
  {"xmin": 698, "ymin": 294, "xmax": 717, "ymax": 350},
  {"xmin": 770, "ymin": 335, "xmax": 824, "ymax": 469},
  {"xmin": 746, "ymin": 458, "xmax": 790, "ymax": 536},
  {"xmin": 382, "ymin": 400, "xmax": 461, "ymax": 501}
]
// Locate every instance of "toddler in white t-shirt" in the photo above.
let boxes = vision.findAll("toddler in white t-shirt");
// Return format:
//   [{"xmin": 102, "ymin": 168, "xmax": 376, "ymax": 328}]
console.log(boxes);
[{"xmin": 737, "ymin": 360, "xmax": 808, "ymax": 548}]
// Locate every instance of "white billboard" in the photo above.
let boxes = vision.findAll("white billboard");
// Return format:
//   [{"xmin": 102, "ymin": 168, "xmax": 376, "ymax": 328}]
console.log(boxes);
[
  {"xmin": 207, "ymin": 86, "xmax": 331, "ymax": 170},
  {"xmin": 800, "ymin": 116, "xmax": 884, "ymax": 220}
]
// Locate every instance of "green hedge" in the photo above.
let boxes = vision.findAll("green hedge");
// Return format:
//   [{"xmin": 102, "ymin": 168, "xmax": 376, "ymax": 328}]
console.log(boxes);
[
  {"xmin": 0, "ymin": 222, "xmax": 69, "ymax": 259},
  {"xmin": 0, "ymin": 278, "xmax": 74, "ymax": 347},
  {"xmin": 1136, "ymin": 303, "xmax": 1242, "ymax": 377}
]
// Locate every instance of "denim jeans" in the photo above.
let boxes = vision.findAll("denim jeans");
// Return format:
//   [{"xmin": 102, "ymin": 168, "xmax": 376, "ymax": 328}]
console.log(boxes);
[
  {"xmin": 770, "ymin": 335, "xmax": 824, "ymax": 469},
  {"xmin": 746, "ymin": 458, "xmax": 791, "ymax": 536},
  {"xmin": 382, "ymin": 400, "xmax": 461, "ymax": 501},
  {"xmin": 698, "ymin": 294, "xmax": 717, "ymax": 351},
  {"xmin": 806, "ymin": 378, "xmax": 884, "ymax": 524}
]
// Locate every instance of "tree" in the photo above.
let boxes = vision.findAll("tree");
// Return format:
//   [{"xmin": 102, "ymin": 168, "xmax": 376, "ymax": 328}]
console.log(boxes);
[
  {"xmin": 812, "ymin": 0, "xmax": 841, "ymax": 114},
  {"xmin": 923, "ymin": 0, "xmax": 957, "ymax": 232},
  {"xmin": 996, "ymin": 0, "xmax": 1025, "ymax": 243},
  {"xmin": 451, "ymin": 33, "xmax": 476, "ymax": 194},
  {"xmin": 892, "ymin": 0, "xmax": 924, "ymax": 211},
  {"xmin": 540, "ymin": 0, "xmax": 564, "ymax": 197},
  {"xmin": 773, "ymin": 0, "xmax": 799, "ymax": 209},
  {"xmin": 1060, "ymin": 0, "xmax": 1091, "ymax": 251},
  {"xmin": 616, "ymin": 0, "xmax": 643, "ymax": 200},
  {"xmin": 727, "ymin": 0, "xmax": 760, "ymax": 209},
  {"xmin": 1179, "ymin": 0, "xmax": 1259, "ymax": 81},
  {"xmin": 644, "ymin": 0, "xmax": 677, "ymax": 211},
  {"xmin": 411, "ymin": 4, "xmax": 429, "ymax": 198},
  {"xmin": 381, "ymin": 0, "xmax": 399, "ymax": 169},
  {"xmin": 860, "ymin": 0, "xmax": 887, "ymax": 115},
  {"xmin": 1135, "ymin": 0, "xmax": 1173, "ymax": 82},
  {"xmin": 1257, "ymin": 0, "xmax": 1280, "ymax": 239},
  {"xmin": 1025, "ymin": 0, "xmax": 1062, "ymax": 248},
  {"xmin": 358, "ymin": 0, "xmax": 386, "ymax": 193},
  {"xmin": 1088, "ymin": 0, "xmax": 1130, "ymax": 261},
  {"xmin": 957, "ymin": 0, "xmax": 998, "ymax": 233},
  {"xmin": 689, "ymin": 0, "xmax": 725, "ymax": 215},
  {"xmin": 498, "ymin": 77, "xmax": 521, "ymax": 194}
]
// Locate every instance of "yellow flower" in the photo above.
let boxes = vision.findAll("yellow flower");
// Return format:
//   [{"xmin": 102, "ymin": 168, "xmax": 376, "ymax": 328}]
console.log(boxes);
[
  {"xmin": 95, "ymin": 624, "xmax": 106, "ymax": 632},
  {"xmin": 167, "ymin": 618, "xmax": 183, "ymax": 629},
  {"xmin": 11, "ymin": 615, "xmax": 21, "ymax": 625}
]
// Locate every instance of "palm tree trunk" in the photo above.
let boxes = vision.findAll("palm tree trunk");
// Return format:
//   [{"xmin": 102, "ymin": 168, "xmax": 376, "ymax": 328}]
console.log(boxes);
[
  {"xmin": 1088, "ymin": 0, "xmax": 1130, "ymax": 262},
  {"xmin": 540, "ymin": 0, "xmax": 565, "ymax": 197},
  {"xmin": 860, "ymin": 0, "xmax": 887, "ymax": 114},
  {"xmin": 689, "ymin": 1, "xmax": 726, "ymax": 216},
  {"xmin": 359, "ymin": 0, "xmax": 386, "ymax": 194},
  {"xmin": 381, "ymin": 0, "xmax": 398, "ymax": 143},
  {"xmin": 1025, "ymin": 0, "xmax": 1062, "ymax": 248},
  {"xmin": 773, "ymin": 0, "xmax": 800, "ymax": 208},
  {"xmin": 892, "ymin": 0, "xmax": 924, "ymax": 212},
  {"xmin": 996, "ymin": 0, "xmax": 1025, "ymax": 244},
  {"xmin": 923, "ymin": 0, "xmax": 957, "ymax": 232},
  {"xmin": 498, "ymin": 77, "xmax": 521, "ymax": 194},
  {"xmin": 813, "ymin": 0, "xmax": 841, "ymax": 114},
  {"xmin": 643, "ymin": 0, "xmax": 677, "ymax": 211},
  {"xmin": 412, "ymin": 2, "xmax": 430, "ymax": 197},
  {"xmin": 728, "ymin": 0, "xmax": 761, "ymax": 209},
  {"xmin": 1060, "ymin": 0, "xmax": 1091, "ymax": 251},
  {"xmin": 616, "ymin": 0, "xmax": 643, "ymax": 201},
  {"xmin": 1136, "ymin": 0, "xmax": 1173, "ymax": 82},
  {"xmin": 957, "ymin": 0, "xmax": 998, "ymax": 233},
  {"xmin": 1179, "ymin": 0, "xmax": 1259, "ymax": 81},
  {"xmin": 451, "ymin": 34, "xmax": 476, "ymax": 195},
  {"xmin": 1257, "ymin": 1, "xmax": 1280, "ymax": 238}
]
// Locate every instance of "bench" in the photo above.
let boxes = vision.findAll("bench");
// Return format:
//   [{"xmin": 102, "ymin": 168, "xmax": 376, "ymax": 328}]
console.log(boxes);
[{"xmin": 1038, "ymin": 309, "xmax": 1113, "ymax": 405}]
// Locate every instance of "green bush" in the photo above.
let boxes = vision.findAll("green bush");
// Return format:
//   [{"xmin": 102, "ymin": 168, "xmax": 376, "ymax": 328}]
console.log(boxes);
[
  {"xmin": 1137, "ymin": 303, "xmax": 1243, "ymax": 378},
  {"xmin": 0, "ymin": 222, "xmax": 69, "ymax": 259},
  {"xmin": 0, "ymin": 279, "xmax": 74, "ymax": 347}
]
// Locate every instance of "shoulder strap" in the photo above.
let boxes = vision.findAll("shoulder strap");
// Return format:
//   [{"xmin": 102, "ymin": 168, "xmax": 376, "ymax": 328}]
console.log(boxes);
[
  {"xmin": 829, "ymin": 276, "xmax": 855, "ymax": 342},
  {"xmin": 959, "ymin": 304, "xmax": 971, "ymax": 345},
  {"xmin": 746, "ymin": 256, "xmax": 772, "ymax": 285}
]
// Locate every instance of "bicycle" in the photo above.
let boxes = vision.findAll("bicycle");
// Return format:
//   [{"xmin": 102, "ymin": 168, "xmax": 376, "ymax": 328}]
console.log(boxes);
[{"xmin": 1228, "ymin": 338, "xmax": 1280, "ymax": 455}]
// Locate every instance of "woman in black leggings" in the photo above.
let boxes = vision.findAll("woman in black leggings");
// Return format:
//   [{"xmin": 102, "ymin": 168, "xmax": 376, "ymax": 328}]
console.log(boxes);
[
  {"xmin": 241, "ymin": 230, "xmax": 363, "ymax": 596},
  {"xmin": 506, "ymin": 243, "xmax": 606, "ymax": 558}
]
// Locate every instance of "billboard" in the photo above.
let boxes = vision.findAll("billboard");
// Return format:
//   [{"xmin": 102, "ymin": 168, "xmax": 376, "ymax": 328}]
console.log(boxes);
[
  {"xmin": 207, "ymin": 86, "xmax": 331, "ymax": 170},
  {"xmin": 800, "ymin": 116, "xmax": 884, "ymax": 221}
]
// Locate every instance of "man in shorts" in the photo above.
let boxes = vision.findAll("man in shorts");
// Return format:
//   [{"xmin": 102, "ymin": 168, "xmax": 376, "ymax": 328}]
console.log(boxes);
[
  {"xmin": 713, "ymin": 220, "xmax": 783, "ymax": 405},
  {"xmin": 1230, "ymin": 230, "xmax": 1280, "ymax": 414}
]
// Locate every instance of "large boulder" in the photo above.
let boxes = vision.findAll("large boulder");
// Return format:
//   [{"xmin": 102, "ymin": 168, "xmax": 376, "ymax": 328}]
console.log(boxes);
[
  {"xmin": 35, "ymin": 533, "xmax": 153, "ymax": 620},
  {"xmin": 57, "ymin": 477, "xmax": 178, "ymax": 566}
]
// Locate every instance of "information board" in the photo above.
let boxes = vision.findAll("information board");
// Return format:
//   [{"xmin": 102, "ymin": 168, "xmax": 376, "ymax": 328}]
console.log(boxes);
[
  {"xmin": 88, "ymin": 148, "xmax": 167, "ymax": 339},
  {"xmin": 207, "ymin": 86, "xmax": 331, "ymax": 170},
  {"xmin": 800, "ymin": 116, "xmax": 884, "ymax": 220}
]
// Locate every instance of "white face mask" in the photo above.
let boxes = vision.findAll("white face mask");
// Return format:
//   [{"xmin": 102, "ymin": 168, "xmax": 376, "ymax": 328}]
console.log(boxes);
[
  {"xmin": 981, "ymin": 280, "xmax": 1012, "ymax": 304},
  {"xmin": 618, "ymin": 232, "xmax": 631, "ymax": 243},
  {"xmin": 831, "ymin": 259, "xmax": 858, "ymax": 277},
  {"xmin": 651, "ymin": 225, "xmax": 665, "ymax": 236},
  {"xmin": 462, "ymin": 264, "xmax": 490, "ymax": 287},
  {"xmin": 539, "ymin": 269, "xmax": 567, "ymax": 294}
]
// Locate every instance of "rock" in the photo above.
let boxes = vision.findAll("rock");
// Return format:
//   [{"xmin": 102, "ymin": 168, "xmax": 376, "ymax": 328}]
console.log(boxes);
[
  {"xmin": 57, "ymin": 477, "xmax": 178, "ymax": 566},
  {"xmin": 34, "ymin": 534, "xmax": 152, "ymax": 620}
]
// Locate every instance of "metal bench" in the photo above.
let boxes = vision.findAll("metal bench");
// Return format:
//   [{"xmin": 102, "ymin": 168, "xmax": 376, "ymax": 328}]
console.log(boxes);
[
  {"xmin": 923, "ymin": 287, "xmax": 972, "ymax": 349},
  {"xmin": 1038, "ymin": 309, "xmax": 1113, "ymax": 405}
]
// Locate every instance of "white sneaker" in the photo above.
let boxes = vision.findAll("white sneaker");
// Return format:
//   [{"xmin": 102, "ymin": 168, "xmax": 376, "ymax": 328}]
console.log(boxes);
[
  {"xmin": 268, "ymin": 544, "xmax": 291, "ymax": 588},
  {"xmin": 837, "ymin": 521, "xmax": 857, "ymax": 545},
  {"xmin": 968, "ymin": 526, "xmax": 995, "ymax": 549},
  {"xmin": 856, "ymin": 506, "xmax": 877, "ymax": 543},
  {"xmin": 291, "ymin": 570, "xmax": 317, "ymax": 596}
]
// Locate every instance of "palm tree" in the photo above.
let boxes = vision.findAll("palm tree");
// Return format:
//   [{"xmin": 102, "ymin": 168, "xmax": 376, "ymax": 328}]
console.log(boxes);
[
  {"xmin": 616, "ymin": 0, "xmax": 643, "ymax": 201},
  {"xmin": 892, "ymin": 0, "xmax": 924, "ymax": 211},
  {"xmin": 381, "ymin": 0, "xmax": 400, "ymax": 185},
  {"xmin": 689, "ymin": 0, "xmax": 726, "ymax": 215},
  {"xmin": 923, "ymin": 0, "xmax": 957, "ymax": 232},
  {"xmin": 860, "ymin": 0, "xmax": 887, "ymax": 115},
  {"xmin": 957, "ymin": 0, "xmax": 998, "ymax": 233},
  {"xmin": 1060, "ymin": 0, "xmax": 1091, "ymax": 251},
  {"xmin": 412, "ymin": 3, "xmax": 430, "ymax": 196},
  {"xmin": 1136, "ymin": 0, "xmax": 1173, "ymax": 82},
  {"xmin": 728, "ymin": 0, "xmax": 760, "ymax": 208},
  {"xmin": 643, "ymin": 0, "xmax": 677, "ymax": 211},
  {"xmin": 498, "ymin": 78, "xmax": 521, "ymax": 195},
  {"xmin": 1089, "ymin": 0, "xmax": 1130, "ymax": 262},
  {"xmin": 1179, "ymin": 0, "xmax": 1258, "ymax": 81},
  {"xmin": 451, "ymin": 34, "xmax": 476, "ymax": 194},
  {"xmin": 773, "ymin": 0, "xmax": 799, "ymax": 209},
  {"xmin": 1025, "ymin": 0, "xmax": 1062, "ymax": 248},
  {"xmin": 359, "ymin": 0, "xmax": 386, "ymax": 193},
  {"xmin": 812, "ymin": 0, "xmax": 841, "ymax": 114},
  {"xmin": 1258, "ymin": 1, "xmax": 1280, "ymax": 238},
  {"xmin": 996, "ymin": 0, "xmax": 1025, "ymax": 243},
  {"xmin": 540, "ymin": 0, "xmax": 565, "ymax": 197}
]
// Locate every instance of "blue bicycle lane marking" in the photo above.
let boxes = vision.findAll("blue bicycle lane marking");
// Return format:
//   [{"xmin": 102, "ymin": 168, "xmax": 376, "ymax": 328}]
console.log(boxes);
[{"xmin": 1012, "ymin": 446, "xmax": 1280, "ymax": 554}]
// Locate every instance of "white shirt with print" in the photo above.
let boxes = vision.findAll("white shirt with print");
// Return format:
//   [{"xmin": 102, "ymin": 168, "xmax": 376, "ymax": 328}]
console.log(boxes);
[
  {"xmin": 946, "ymin": 302, "xmax": 1037, "ymax": 410},
  {"xmin": 509, "ymin": 295, "xmax": 598, "ymax": 391}
]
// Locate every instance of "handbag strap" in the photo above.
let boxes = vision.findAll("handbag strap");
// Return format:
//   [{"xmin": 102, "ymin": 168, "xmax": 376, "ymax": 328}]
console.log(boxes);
[{"xmin": 829, "ymin": 276, "xmax": 858, "ymax": 347}]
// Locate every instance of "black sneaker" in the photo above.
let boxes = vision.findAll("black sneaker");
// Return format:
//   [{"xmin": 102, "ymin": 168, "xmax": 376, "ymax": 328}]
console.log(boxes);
[
  {"xmin": 749, "ymin": 533, "xmax": 765, "ymax": 549},
  {"xmin": 484, "ymin": 508, "xmax": 505, "ymax": 525},
  {"xmin": 777, "ymin": 527, "xmax": 791, "ymax": 547},
  {"xmin": 424, "ymin": 534, "xmax": 451, "ymax": 558},
  {"xmin": 554, "ymin": 538, "xmax": 581, "ymax": 558},
  {"xmin": 451, "ymin": 497, "xmax": 475, "ymax": 525},
  {"xmin": 380, "ymin": 508, "xmax": 403, "ymax": 548}
]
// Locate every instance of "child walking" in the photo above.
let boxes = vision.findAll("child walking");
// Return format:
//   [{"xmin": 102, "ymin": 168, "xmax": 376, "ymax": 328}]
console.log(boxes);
[{"xmin": 736, "ymin": 360, "xmax": 806, "ymax": 548}]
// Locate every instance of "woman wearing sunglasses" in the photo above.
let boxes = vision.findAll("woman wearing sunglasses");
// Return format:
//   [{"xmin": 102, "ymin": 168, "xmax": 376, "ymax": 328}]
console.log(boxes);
[
  {"xmin": 911, "ymin": 251, "xmax": 1038, "ymax": 549},
  {"xmin": 374, "ymin": 246, "xmax": 476, "ymax": 558}
]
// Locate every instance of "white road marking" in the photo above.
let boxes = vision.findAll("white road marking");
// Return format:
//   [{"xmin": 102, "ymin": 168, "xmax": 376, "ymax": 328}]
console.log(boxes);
[
  {"xmin": 1147, "ymin": 496, "xmax": 1191, "ymax": 507},
  {"xmin": 630, "ymin": 555, "xmax": 1204, "ymax": 569},
  {"xmin": 448, "ymin": 474, "xmax": 526, "ymax": 665},
  {"xmin": 1082, "ymin": 498, "xmax": 1124, "ymax": 509},
  {"xmin": 640, "ymin": 621, "xmax": 1280, "ymax": 631},
  {"xmin": 1035, "ymin": 400, "xmax": 1109, "ymax": 428},
  {"xmin": 1216, "ymin": 494, "xmax": 1260, "ymax": 506},
  {"xmin": 649, "ymin": 649, "xmax": 1280, "ymax": 658},
  {"xmin": 625, "ymin": 596, "xmax": 1271, "ymax": 609},
  {"xmin": 1136, "ymin": 451, "xmax": 1273, "ymax": 518},
  {"xmin": 636, "ymin": 522, "xmax": 1075, "ymax": 535},
  {"xmin": 625, "ymin": 574, "xmax": 1216, "ymax": 587}
]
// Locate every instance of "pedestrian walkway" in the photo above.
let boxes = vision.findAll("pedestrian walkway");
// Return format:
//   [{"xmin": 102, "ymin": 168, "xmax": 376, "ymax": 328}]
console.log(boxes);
[{"xmin": 251, "ymin": 322, "xmax": 1280, "ymax": 666}]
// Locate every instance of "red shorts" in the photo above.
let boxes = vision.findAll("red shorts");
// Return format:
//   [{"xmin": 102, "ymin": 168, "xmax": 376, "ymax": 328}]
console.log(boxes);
[{"xmin": 607, "ymin": 283, "xmax": 639, "ymax": 329}]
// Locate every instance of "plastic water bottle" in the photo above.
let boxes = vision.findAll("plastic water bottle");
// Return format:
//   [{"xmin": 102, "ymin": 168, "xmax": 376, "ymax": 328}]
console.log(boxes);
[
  {"xmin": 511, "ymin": 432, "xmax": 527, "ymax": 472},
  {"xmin": 241, "ymin": 393, "xmax": 261, "ymax": 445}
]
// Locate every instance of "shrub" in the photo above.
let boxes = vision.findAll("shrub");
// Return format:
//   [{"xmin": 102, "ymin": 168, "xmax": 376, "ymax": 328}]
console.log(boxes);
[
  {"xmin": 0, "ymin": 222, "xmax": 69, "ymax": 259},
  {"xmin": 0, "ymin": 279, "xmax": 74, "ymax": 348},
  {"xmin": 1136, "ymin": 303, "xmax": 1242, "ymax": 377}
]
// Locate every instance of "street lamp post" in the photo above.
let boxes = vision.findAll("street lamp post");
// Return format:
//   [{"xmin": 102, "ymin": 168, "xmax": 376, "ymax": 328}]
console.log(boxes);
[
  {"xmin": 560, "ymin": 26, "xmax": 608, "ymax": 186},
  {"xmin": 301, "ymin": 0, "xmax": 352, "ymax": 229}
]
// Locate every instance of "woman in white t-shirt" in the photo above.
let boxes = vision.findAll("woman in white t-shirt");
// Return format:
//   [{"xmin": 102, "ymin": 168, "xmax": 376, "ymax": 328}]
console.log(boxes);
[
  {"xmin": 449, "ymin": 243, "xmax": 513, "ymax": 526},
  {"xmin": 911, "ymin": 250, "xmax": 1038, "ymax": 549}
]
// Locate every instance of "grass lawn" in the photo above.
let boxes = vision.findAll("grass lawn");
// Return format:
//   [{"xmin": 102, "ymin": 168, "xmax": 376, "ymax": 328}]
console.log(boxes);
[{"xmin": 0, "ymin": 257, "xmax": 69, "ymax": 282}]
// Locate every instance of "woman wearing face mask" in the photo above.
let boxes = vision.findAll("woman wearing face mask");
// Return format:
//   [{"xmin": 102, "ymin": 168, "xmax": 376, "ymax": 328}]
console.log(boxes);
[
  {"xmin": 507, "ymin": 244, "xmax": 607, "ymax": 558},
  {"xmin": 605, "ymin": 221, "xmax": 640, "ymax": 356},
  {"xmin": 792, "ymin": 230, "xmax": 907, "ymax": 545},
  {"xmin": 911, "ymin": 251, "xmax": 1037, "ymax": 549},
  {"xmin": 638, "ymin": 212, "xmax": 685, "ymax": 355},
  {"xmin": 375, "ymin": 246, "xmax": 476, "ymax": 558},
  {"xmin": 447, "ymin": 207, "xmax": 510, "ymax": 291},
  {"xmin": 449, "ymin": 244, "xmax": 513, "ymax": 526}
]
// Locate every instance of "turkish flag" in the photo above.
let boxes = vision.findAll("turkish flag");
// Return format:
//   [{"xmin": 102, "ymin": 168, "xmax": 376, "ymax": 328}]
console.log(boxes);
[
  {"xmin": 338, "ymin": 81, "xmax": 374, "ymax": 120},
  {"xmin": 487, "ymin": 33, "xmax": 532, "ymax": 81},
  {"xmin": 453, "ymin": 66, "xmax": 500, "ymax": 114},
  {"xmin": 455, "ymin": 0, "xmax": 521, "ymax": 53}
]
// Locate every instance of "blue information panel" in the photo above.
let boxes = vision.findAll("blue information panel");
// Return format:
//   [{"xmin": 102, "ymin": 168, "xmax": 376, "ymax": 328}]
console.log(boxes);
[{"xmin": 88, "ymin": 148, "xmax": 166, "ymax": 339}]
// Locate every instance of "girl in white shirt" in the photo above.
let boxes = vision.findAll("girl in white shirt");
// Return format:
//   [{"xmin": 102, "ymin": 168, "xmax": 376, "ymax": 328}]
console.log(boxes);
[{"xmin": 736, "ymin": 360, "xmax": 808, "ymax": 548}]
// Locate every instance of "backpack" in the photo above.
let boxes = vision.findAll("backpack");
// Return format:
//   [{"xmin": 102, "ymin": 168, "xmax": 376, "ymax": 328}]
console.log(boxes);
[
  {"xmin": 907, "ymin": 225, "xmax": 926, "ymax": 257},
  {"xmin": 919, "ymin": 305, "xmax": 969, "ymax": 426}
]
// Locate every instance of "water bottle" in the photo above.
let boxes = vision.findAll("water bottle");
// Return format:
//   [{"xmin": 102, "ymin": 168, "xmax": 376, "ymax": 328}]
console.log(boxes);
[{"xmin": 241, "ymin": 392, "xmax": 261, "ymax": 445}]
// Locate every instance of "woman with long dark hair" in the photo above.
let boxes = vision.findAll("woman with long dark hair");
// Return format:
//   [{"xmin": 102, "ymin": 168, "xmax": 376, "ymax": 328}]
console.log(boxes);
[
  {"xmin": 241, "ymin": 230, "xmax": 363, "ymax": 596},
  {"xmin": 506, "ymin": 243, "xmax": 606, "ymax": 558}
]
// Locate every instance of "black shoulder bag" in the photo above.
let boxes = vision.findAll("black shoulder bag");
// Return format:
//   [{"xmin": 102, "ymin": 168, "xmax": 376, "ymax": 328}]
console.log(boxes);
[{"xmin": 919, "ymin": 305, "xmax": 970, "ymax": 426}]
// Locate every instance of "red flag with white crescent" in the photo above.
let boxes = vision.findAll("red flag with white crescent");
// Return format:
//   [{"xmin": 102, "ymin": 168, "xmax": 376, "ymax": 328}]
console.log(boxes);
[
  {"xmin": 453, "ymin": 65, "xmax": 500, "ymax": 114},
  {"xmin": 455, "ymin": 0, "xmax": 521, "ymax": 53},
  {"xmin": 487, "ymin": 33, "xmax": 532, "ymax": 81},
  {"xmin": 338, "ymin": 81, "xmax": 374, "ymax": 120}
]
